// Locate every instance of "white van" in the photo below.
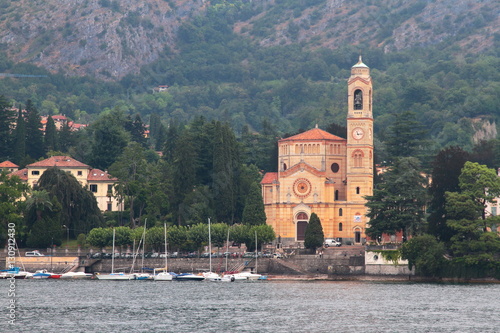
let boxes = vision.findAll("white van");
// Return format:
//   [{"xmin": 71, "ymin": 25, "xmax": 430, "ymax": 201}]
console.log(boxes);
[
  {"xmin": 25, "ymin": 250, "xmax": 45, "ymax": 257},
  {"xmin": 324, "ymin": 239, "xmax": 341, "ymax": 247}
]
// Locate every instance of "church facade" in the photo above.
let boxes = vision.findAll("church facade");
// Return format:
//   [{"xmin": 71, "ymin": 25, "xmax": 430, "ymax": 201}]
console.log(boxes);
[{"xmin": 261, "ymin": 57, "xmax": 374, "ymax": 246}]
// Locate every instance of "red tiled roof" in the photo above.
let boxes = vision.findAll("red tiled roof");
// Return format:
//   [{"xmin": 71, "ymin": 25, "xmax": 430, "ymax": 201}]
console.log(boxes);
[
  {"xmin": 52, "ymin": 115, "xmax": 67, "ymax": 120},
  {"xmin": 87, "ymin": 169, "xmax": 117, "ymax": 181},
  {"xmin": 27, "ymin": 156, "xmax": 90, "ymax": 168},
  {"xmin": 10, "ymin": 168, "xmax": 28, "ymax": 181},
  {"xmin": 0, "ymin": 161, "xmax": 19, "ymax": 168},
  {"xmin": 261, "ymin": 172, "xmax": 278, "ymax": 184},
  {"xmin": 280, "ymin": 128, "xmax": 345, "ymax": 142}
]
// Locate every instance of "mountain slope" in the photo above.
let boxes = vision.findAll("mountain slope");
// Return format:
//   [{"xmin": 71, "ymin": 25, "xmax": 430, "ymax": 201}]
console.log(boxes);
[{"xmin": 0, "ymin": 0, "xmax": 498, "ymax": 79}]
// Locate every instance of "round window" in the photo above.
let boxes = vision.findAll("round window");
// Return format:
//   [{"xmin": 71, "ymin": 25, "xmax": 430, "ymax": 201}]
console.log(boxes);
[{"xmin": 331, "ymin": 163, "xmax": 340, "ymax": 173}]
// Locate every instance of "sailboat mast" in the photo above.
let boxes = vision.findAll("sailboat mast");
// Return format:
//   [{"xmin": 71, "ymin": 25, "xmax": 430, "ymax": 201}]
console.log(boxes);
[
  {"xmin": 208, "ymin": 218, "xmax": 212, "ymax": 272},
  {"xmin": 255, "ymin": 230, "xmax": 258, "ymax": 274},
  {"xmin": 111, "ymin": 228, "xmax": 116, "ymax": 274},
  {"xmin": 225, "ymin": 227, "xmax": 230, "ymax": 272},
  {"xmin": 164, "ymin": 223, "xmax": 168, "ymax": 270}
]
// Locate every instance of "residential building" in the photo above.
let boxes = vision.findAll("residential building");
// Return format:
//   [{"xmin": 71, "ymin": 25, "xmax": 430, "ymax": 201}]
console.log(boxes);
[{"xmin": 9, "ymin": 156, "xmax": 123, "ymax": 212}]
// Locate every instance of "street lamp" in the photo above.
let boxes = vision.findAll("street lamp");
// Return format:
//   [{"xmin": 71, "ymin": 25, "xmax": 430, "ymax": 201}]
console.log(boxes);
[{"xmin": 62, "ymin": 225, "xmax": 69, "ymax": 248}]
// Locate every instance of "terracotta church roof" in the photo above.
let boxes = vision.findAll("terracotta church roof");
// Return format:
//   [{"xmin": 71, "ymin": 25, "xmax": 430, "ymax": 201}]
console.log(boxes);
[
  {"xmin": 280, "ymin": 127, "xmax": 345, "ymax": 142},
  {"xmin": 27, "ymin": 156, "xmax": 90, "ymax": 168},
  {"xmin": 261, "ymin": 172, "xmax": 278, "ymax": 184}
]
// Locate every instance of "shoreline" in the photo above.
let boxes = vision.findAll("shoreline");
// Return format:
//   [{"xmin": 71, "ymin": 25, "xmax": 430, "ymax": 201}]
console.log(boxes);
[{"xmin": 266, "ymin": 274, "xmax": 500, "ymax": 283}]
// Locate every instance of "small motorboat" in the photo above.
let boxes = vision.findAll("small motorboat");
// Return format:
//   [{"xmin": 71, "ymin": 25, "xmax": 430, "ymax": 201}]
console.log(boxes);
[{"xmin": 172, "ymin": 273, "xmax": 205, "ymax": 281}]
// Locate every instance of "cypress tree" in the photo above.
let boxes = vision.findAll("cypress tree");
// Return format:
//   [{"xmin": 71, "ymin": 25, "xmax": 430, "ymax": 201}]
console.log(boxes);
[
  {"xmin": 44, "ymin": 115, "xmax": 58, "ymax": 152},
  {"xmin": 0, "ymin": 95, "xmax": 15, "ymax": 161},
  {"xmin": 13, "ymin": 107, "xmax": 26, "ymax": 165},
  {"xmin": 25, "ymin": 100, "xmax": 44, "ymax": 159},
  {"xmin": 304, "ymin": 213, "xmax": 324, "ymax": 251},
  {"xmin": 242, "ymin": 182, "xmax": 266, "ymax": 226}
]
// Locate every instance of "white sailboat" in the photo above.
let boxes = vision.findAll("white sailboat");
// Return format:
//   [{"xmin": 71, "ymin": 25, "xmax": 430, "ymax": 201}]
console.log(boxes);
[
  {"xmin": 202, "ymin": 218, "xmax": 222, "ymax": 281},
  {"xmin": 154, "ymin": 223, "xmax": 173, "ymax": 281},
  {"xmin": 96, "ymin": 228, "xmax": 134, "ymax": 280}
]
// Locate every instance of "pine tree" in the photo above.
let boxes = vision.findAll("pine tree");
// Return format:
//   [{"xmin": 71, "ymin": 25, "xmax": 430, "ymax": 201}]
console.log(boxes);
[
  {"xmin": 25, "ymin": 100, "xmax": 44, "ymax": 159},
  {"xmin": 0, "ymin": 95, "xmax": 15, "ymax": 161},
  {"xmin": 13, "ymin": 107, "xmax": 26, "ymax": 165},
  {"xmin": 44, "ymin": 115, "xmax": 58, "ymax": 152},
  {"xmin": 242, "ymin": 182, "xmax": 266, "ymax": 226},
  {"xmin": 304, "ymin": 212, "xmax": 324, "ymax": 251}
]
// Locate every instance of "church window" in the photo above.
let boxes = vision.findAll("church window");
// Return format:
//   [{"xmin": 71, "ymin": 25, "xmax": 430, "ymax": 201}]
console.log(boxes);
[
  {"xmin": 335, "ymin": 190, "xmax": 339, "ymax": 200},
  {"xmin": 283, "ymin": 163, "xmax": 287, "ymax": 171},
  {"xmin": 354, "ymin": 89, "xmax": 363, "ymax": 110},
  {"xmin": 339, "ymin": 223, "xmax": 343, "ymax": 231},
  {"xmin": 339, "ymin": 208, "xmax": 343, "ymax": 216},
  {"xmin": 331, "ymin": 163, "xmax": 339, "ymax": 173},
  {"xmin": 356, "ymin": 187, "xmax": 360, "ymax": 194}
]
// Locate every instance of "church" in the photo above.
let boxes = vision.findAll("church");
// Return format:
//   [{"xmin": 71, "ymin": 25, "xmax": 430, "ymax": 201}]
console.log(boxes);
[{"xmin": 261, "ymin": 57, "xmax": 374, "ymax": 246}]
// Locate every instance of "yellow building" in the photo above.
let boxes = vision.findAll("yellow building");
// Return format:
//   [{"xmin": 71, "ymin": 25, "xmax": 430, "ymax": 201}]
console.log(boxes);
[
  {"xmin": 261, "ymin": 57, "xmax": 373, "ymax": 245},
  {"xmin": 10, "ymin": 156, "xmax": 123, "ymax": 212}
]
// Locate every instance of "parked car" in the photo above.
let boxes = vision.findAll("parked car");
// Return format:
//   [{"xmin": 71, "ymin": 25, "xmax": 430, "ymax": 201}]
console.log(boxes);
[
  {"xmin": 25, "ymin": 250, "xmax": 45, "ymax": 257},
  {"xmin": 324, "ymin": 239, "xmax": 342, "ymax": 247}
]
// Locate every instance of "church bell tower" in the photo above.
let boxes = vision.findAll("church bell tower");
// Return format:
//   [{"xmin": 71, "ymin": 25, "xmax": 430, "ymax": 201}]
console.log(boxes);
[{"xmin": 346, "ymin": 56, "xmax": 374, "ymax": 202}]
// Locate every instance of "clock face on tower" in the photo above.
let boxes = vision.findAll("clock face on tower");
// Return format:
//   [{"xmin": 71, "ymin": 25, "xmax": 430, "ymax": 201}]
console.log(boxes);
[{"xmin": 352, "ymin": 127, "xmax": 364, "ymax": 140}]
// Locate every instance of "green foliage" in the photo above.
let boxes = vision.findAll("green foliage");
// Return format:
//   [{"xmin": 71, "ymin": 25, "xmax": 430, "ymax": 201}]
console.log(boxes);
[
  {"xmin": 366, "ymin": 157, "xmax": 428, "ymax": 240},
  {"xmin": 304, "ymin": 212, "xmax": 324, "ymax": 251},
  {"xmin": 37, "ymin": 167, "xmax": 104, "ymax": 236},
  {"xmin": 400, "ymin": 234, "xmax": 446, "ymax": 277},
  {"xmin": 87, "ymin": 227, "xmax": 113, "ymax": 249},
  {"xmin": 76, "ymin": 233, "xmax": 86, "ymax": 247},
  {"xmin": 26, "ymin": 194, "xmax": 62, "ymax": 248},
  {"xmin": 241, "ymin": 182, "xmax": 266, "ymax": 226},
  {"xmin": 0, "ymin": 171, "xmax": 29, "ymax": 247}
]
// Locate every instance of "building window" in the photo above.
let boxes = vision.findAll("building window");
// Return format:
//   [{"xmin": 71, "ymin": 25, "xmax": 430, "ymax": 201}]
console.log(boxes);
[
  {"xmin": 492, "ymin": 207, "xmax": 497, "ymax": 216},
  {"xmin": 108, "ymin": 184, "xmax": 113, "ymax": 191},
  {"xmin": 356, "ymin": 187, "xmax": 360, "ymax": 194},
  {"xmin": 335, "ymin": 190, "xmax": 339, "ymax": 201},
  {"xmin": 107, "ymin": 203, "xmax": 112, "ymax": 211},
  {"xmin": 89, "ymin": 184, "xmax": 98, "ymax": 193},
  {"xmin": 331, "ymin": 163, "xmax": 339, "ymax": 173},
  {"xmin": 77, "ymin": 171, "xmax": 82, "ymax": 176},
  {"xmin": 339, "ymin": 223, "xmax": 343, "ymax": 231},
  {"xmin": 31, "ymin": 170, "xmax": 40, "ymax": 175},
  {"xmin": 339, "ymin": 208, "xmax": 343, "ymax": 216}
]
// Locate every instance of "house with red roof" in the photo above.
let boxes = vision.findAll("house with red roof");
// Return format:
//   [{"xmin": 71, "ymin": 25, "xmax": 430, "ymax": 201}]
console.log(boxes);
[
  {"xmin": 9, "ymin": 156, "xmax": 123, "ymax": 212},
  {"xmin": 0, "ymin": 160, "xmax": 19, "ymax": 173}
]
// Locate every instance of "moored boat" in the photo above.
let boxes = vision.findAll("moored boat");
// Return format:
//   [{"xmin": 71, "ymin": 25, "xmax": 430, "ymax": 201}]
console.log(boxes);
[
  {"xmin": 172, "ymin": 273, "xmax": 205, "ymax": 281},
  {"xmin": 60, "ymin": 272, "xmax": 93, "ymax": 279}
]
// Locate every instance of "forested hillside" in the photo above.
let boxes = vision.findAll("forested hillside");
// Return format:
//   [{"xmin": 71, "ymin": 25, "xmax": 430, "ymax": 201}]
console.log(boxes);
[{"xmin": 0, "ymin": 0, "xmax": 498, "ymax": 161}]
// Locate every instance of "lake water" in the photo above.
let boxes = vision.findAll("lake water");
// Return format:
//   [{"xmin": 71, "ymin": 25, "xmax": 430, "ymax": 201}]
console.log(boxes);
[{"xmin": 2, "ymin": 279, "xmax": 499, "ymax": 333}]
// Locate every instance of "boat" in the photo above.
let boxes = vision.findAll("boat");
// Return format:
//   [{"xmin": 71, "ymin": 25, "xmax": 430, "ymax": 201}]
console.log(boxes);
[
  {"xmin": 202, "ymin": 218, "xmax": 222, "ymax": 281},
  {"xmin": 172, "ymin": 272, "xmax": 205, "ymax": 281},
  {"xmin": 0, "ymin": 267, "xmax": 31, "ymax": 279},
  {"xmin": 153, "ymin": 223, "xmax": 173, "ymax": 281},
  {"xmin": 32, "ymin": 269, "xmax": 54, "ymax": 279},
  {"xmin": 96, "ymin": 228, "xmax": 135, "ymax": 280},
  {"xmin": 60, "ymin": 272, "xmax": 93, "ymax": 279}
]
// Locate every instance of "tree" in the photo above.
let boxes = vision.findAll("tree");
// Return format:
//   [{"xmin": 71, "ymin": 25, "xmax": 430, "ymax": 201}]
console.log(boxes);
[
  {"xmin": 0, "ymin": 95, "xmax": 15, "ymax": 161},
  {"xmin": 25, "ymin": 99, "xmax": 45, "ymax": 159},
  {"xmin": 400, "ymin": 234, "xmax": 446, "ymax": 276},
  {"xmin": 12, "ymin": 107, "xmax": 26, "ymax": 165},
  {"xmin": 0, "ymin": 171, "xmax": 30, "ymax": 247},
  {"xmin": 87, "ymin": 227, "xmax": 113, "ymax": 251},
  {"xmin": 427, "ymin": 146, "xmax": 470, "ymax": 242},
  {"xmin": 384, "ymin": 110, "xmax": 429, "ymax": 163},
  {"xmin": 26, "ymin": 193, "xmax": 62, "ymax": 248},
  {"xmin": 457, "ymin": 161, "xmax": 500, "ymax": 225},
  {"xmin": 304, "ymin": 212, "xmax": 324, "ymax": 251},
  {"xmin": 248, "ymin": 224, "xmax": 276, "ymax": 252},
  {"xmin": 109, "ymin": 142, "xmax": 150, "ymax": 228},
  {"xmin": 44, "ymin": 115, "xmax": 58, "ymax": 152},
  {"xmin": 242, "ymin": 182, "xmax": 266, "ymax": 226},
  {"xmin": 37, "ymin": 167, "xmax": 104, "ymax": 237},
  {"xmin": 212, "ymin": 122, "xmax": 241, "ymax": 223},
  {"xmin": 365, "ymin": 157, "xmax": 428, "ymax": 241},
  {"xmin": 188, "ymin": 223, "xmax": 208, "ymax": 251},
  {"xmin": 90, "ymin": 108, "xmax": 130, "ymax": 170}
]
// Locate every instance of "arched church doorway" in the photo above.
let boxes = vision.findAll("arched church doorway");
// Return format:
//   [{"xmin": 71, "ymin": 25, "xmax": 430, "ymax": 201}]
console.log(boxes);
[{"xmin": 296, "ymin": 212, "xmax": 309, "ymax": 241}]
